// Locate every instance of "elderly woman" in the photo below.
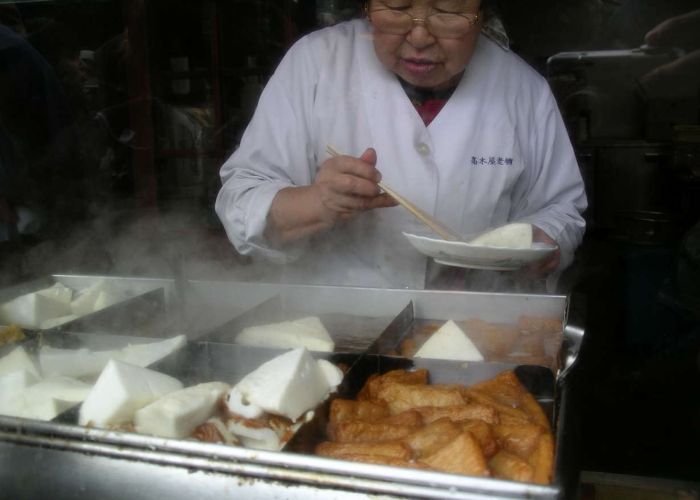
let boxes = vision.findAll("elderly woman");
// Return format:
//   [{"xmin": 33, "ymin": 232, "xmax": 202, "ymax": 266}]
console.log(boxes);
[{"xmin": 215, "ymin": 0, "xmax": 587, "ymax": 289}]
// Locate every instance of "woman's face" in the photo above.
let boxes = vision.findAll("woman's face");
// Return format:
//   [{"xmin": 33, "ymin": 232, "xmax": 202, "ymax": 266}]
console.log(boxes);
[{"xmin": 368, "ymin": 0, "xmax": 482, "ymax": 91}]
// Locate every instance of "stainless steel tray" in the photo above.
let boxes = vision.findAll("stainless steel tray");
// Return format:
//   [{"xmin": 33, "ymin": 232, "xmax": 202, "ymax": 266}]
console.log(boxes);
[
  {"xmin": 201, "ymin": 293, "xmax": 407, "ymax": 353},
  {"xmin": 0, "ymin": 280, "xmax": 585, "ymax": 499},
  {"xmin": 0, "ymin": 275, "xmax": 168, "ymax": 334},
  {"xmin": 0, "ymin": 348, "xmax": 563, "ymax": 499}
]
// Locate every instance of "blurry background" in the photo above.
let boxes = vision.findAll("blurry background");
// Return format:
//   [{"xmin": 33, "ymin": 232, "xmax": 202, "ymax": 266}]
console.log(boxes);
[{"xmin": 0, "ymin": 0, "xmax": 698, "ymax": 494}]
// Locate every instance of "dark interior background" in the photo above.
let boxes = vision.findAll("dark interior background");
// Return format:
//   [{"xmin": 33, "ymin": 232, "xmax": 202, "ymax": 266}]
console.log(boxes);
[{"xmin": 0, "ymin": 0, "xmax": 698, "ymax": 492}]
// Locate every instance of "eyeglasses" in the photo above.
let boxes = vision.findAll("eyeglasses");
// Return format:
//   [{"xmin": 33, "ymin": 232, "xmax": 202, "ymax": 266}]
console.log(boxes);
[{"xmin": 368, "ymin": 6, "xmax": 480, "ymax": 39}]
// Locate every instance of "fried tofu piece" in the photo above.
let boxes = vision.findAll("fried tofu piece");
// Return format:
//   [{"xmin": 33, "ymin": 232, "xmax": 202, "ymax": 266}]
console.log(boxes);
[
  {"xmin": 461, "ymin": 419, "xmax": 498, "ymax": 458},
  {"xmin": 377, "ymin": 383, "xmax": 465, "ymax": 414},
  {"xmin": 421, "ymin": 432, "xmax": 489, "ymax": 477},
  {"xmin": 329, "ymin": 399, "xmax": 389, "ymax": 425},
  {"xmin": 358, "ymin": 369, "xmax": 429, "ymax": 401},
  {"xmin": 493, "ymin": 423, "xmax": 543, "ymax": 459},
  {"xmin": 528, "ymin": 433, "xmax": 554, "ymax": 485},
  {"xmin": 316, "ymin": 441, "xmax": 412, "ymax": 460},
  {"xmin": 461, "ymin": 388, "xmax": 532, "ymax": 424},
  {"xmin": 520, "ymin": 394, "xmax": 551, "ymax": 431},
  {"xmin": 331, "ymin": 453, "xmax": 429, "ymax": 469},
  {"xmin": 415, "ymin": 403, "xmax": 499, "ymax": 425},
  {"xmin": 332, "ymin": 421, "xmax": 419, "ymax": 443},
  {"xmin": 465, "ymin": 371, "xmax": 550, "ymax": 430},
  {"xmin": 489, "ymin": 451, "xmax": 534, "ymax": 483},
  {"xmin": 380, "ymin": 409, "xmax": 423, "ymax": 427},
  {"xmin": 402, "ymin": 418, "xmax": 461, "ymax": 458}
]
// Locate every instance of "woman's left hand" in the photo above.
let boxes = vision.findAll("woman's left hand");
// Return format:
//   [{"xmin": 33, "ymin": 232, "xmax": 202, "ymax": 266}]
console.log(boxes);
[{"xmin": 522, "ymin": 226, "xmax": 560, "ymax": 277}]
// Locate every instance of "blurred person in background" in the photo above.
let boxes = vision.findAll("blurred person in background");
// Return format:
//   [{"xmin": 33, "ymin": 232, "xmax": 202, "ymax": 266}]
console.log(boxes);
[
  {"xmin": 641, "ymin": 8, "xmax": 700, "ymax": 99},
  {"xmin": 0, "ymin": 12, "xmax": 81, "ymax": 246},
  {"xmin": 216, "ymin": 0, "xmax": 587, "ymax": 290},
  {"xmin": 0, "ymin": 6, "xmax": 82, "ymax": 282}
]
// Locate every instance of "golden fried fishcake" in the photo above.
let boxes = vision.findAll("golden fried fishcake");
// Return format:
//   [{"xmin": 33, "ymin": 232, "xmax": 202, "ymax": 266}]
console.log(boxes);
[
  {"xmin": 329, "ymin": 399, "xmax": 389, "ymax": 425},
  {"xmin": 421, "ymin": 432, "xmax": 489, "ymax": 477},
  {"xmin": 376, "ymin": 383, "xmax": 465, "ymax": 414},
  {"xmin": 402, "ymin": 418, "xmax": 461, "ymax": 458},
  {"xmin": 331, "ymin": 421, "xmax": 420, "ymax": 443},
  {"xmin": 493, "ymin": 423, "xmax": 543, "ymax": 459},
  {"xmin": 489, "ymin": 450, "xmax": 534, "ymax": 483},
  {"xmin": 358, "ymin": 368, "xmax": 429, "ymax": 401},
  {"xmin": 461, "ymin": 419, "xmax": 498, "ymax": 458},
  {"xmin": 415, "ymin": 403, "xmax": 499, "ymax": 425},
  {"xmin": 528, "ymin": 433, "xmax": 554, "ymax": 485}
]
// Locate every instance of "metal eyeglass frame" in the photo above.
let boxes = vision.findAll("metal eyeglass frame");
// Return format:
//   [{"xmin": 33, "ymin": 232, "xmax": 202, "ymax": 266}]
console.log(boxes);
[{"xmin": 365, "ymin": 4, "xmax": 480, "ymax": 37}]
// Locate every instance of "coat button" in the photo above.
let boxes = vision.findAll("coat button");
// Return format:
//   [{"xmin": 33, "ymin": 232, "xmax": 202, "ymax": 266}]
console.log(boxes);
[{"xmin": 416, "ymin": 143, "xmax": 430, "ymax": 156}]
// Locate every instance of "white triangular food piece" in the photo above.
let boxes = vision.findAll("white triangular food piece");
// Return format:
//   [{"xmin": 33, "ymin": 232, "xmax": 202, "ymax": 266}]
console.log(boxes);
[
  {"xmin": 39, "ymin": 335, "xmax": 187, "ymax": 379},
  {"xmin": 414, "ymin": 320, "xmax": 484, "ymax": 362},
  {"xmin": 0, "ymin": 292, "xmax": 72, "ymax": 329},
  {"xmin": 39, "ymin": 314, "xmax": 79, "ymax": 330},
  {"xmin": 26, "ymin": 377, "xmax": 92, "ymax": 403},
  {"xmin": 1, "ymin": 395, "xmax": 75, "ymax": 421},
  {"xmin": 92, "ymin": 291, "xmax": 122, "ymax": 313},
  {"xmin": 79, "ymin": 360, "xmax": 182, "ymax": 427},
  {"xmin": 0, "ymin": 346, "xmax": 41, "ymax": 378},
  {"xmin": 235, "ymin": 316, "xmax": 334, "ymax": 352},
  {"xmin": 226, "ymin": 347, "xmax": 342, "ymax": 422},
  {"xmin": 119, "ymin": 335, "xmax": 187, "ymax": 367},
  {"xmin": 134, "ymin": 382, "xmax": 229, "ymax": 438},
  {"xmin": 469, "ymin": 223, "xmax": 533, "ymax": 249},
  {"xmin": 39, "ymin": 347, "xmax": 118, "ymax": 379},
  {"xmin": 0, "ymin": 368, "xmax": 41, "ymax": 411},
  {"xmin": 36, "ymin": 284, "xmax": 73, "ymax": 305},
  {"xmin": 70, "ymin": 280, "xmax": 109, "ymax": 316}
]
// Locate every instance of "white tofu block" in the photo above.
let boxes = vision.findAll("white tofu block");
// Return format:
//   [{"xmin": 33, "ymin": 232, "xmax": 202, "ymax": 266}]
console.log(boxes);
[
  {"xmin": 0, "ymin": 369, "xmax": 40, "ymax": 408},
  {"xmin": 36, "ymin": 284, "xmax": 73, "ymax": 305},
  {"xmin": 39, "ymin": 347, "xmax": 118, "ymax": 379},
  {"xmin": 92, "ymin": 291, "xmax": 122, "ymax": 312},
  {"xmin": 70, "ymin": 280, "xmax": 107, "ymax": 316},
  {"xmin": 119, "ymin": 335, "xmax": 187, "ymax": 367},
  {"xmin": 38, "ymin": 335, "xmax": 187, "ymax": 379},
  {"xmin": 1, "ymin": 394, "xmax": 75, "ymax": 421},
  {"xmin": 134, "ymin": 381, "xmax": 229, "ymax": 438},
  {"xmin": 0, "ymin": 346, "xmax": 41, "ymax": 378},
  {"xmin": 0, "ymin": 292, "xmax": 72, "ymax": 329},
  {"xmin": 26, "ymin": 377, "xmax": 92, "ymax": 403},
  {"xmin": 79, "ymin": 360, "xmax": 182, "ymax": 427},
  {"xmin": 235, "ymin": 316, "xmax": 335, "ymax": 352},
  {"xmin": 39, "ymin": 314, "xmax": 79, "ymax": 330},
  {"xmin": 469, "ymin": 223, "xmax": 533, "ymax": 249},
  {"xmin": 227, "ymin": 347, "xmax": 342, "ymax": 422},
  {"xmin": 414, "ymin": 320, "xmax": 484, "ymax": 362}
]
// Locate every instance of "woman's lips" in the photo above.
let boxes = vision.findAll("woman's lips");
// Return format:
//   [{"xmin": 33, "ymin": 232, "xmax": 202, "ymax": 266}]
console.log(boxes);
[{"xmin": 401, "ymin": 58, "xmax": 438, "ymax": 75}]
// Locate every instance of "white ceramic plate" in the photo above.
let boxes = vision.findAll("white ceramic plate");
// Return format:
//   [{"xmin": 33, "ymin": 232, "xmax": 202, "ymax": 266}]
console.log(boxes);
[{"xmin": 403, "ymin": 232, "xmax": 557, "ymax": 271}]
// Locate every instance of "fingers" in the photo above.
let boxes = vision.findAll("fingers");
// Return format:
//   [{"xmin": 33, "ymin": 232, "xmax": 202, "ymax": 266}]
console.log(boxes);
[
  {"xmin": 640, "ymin": 49, "xmax": 700, "ymax": 98},
  {"xmin": 644, "ymin": 10, "xmax": 700, "ymax": 48},
  {"xmin": 315, "ymin": 148, "xmax": 391, "ymax": 219}
]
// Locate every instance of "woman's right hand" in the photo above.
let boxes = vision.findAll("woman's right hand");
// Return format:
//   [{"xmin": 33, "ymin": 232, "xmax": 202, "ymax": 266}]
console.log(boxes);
[
  {"xmin": 265, "ymin": 148, "xmax": 397, "ymax": 244},
  {"xmin": 313, "ymin": 147, "xmax": 396, "ymax": 224}
]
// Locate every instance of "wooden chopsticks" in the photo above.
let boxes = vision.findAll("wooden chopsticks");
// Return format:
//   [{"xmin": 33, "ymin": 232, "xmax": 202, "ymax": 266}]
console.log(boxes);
[{"xmin": 325, "ymin": 145, "xmax": 462, "ymax": 241}]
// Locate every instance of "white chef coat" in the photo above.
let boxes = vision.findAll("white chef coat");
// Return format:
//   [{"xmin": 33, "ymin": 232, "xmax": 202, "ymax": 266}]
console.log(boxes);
[{"xmin": 215, "ymin": 19, "xmax": 587, "ymax": 289}]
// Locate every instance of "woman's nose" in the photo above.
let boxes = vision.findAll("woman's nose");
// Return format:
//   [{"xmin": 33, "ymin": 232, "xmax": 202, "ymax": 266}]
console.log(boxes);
[{"xmin": 405, "ymin": 19, "xmax": 436, "ymax": 48}]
